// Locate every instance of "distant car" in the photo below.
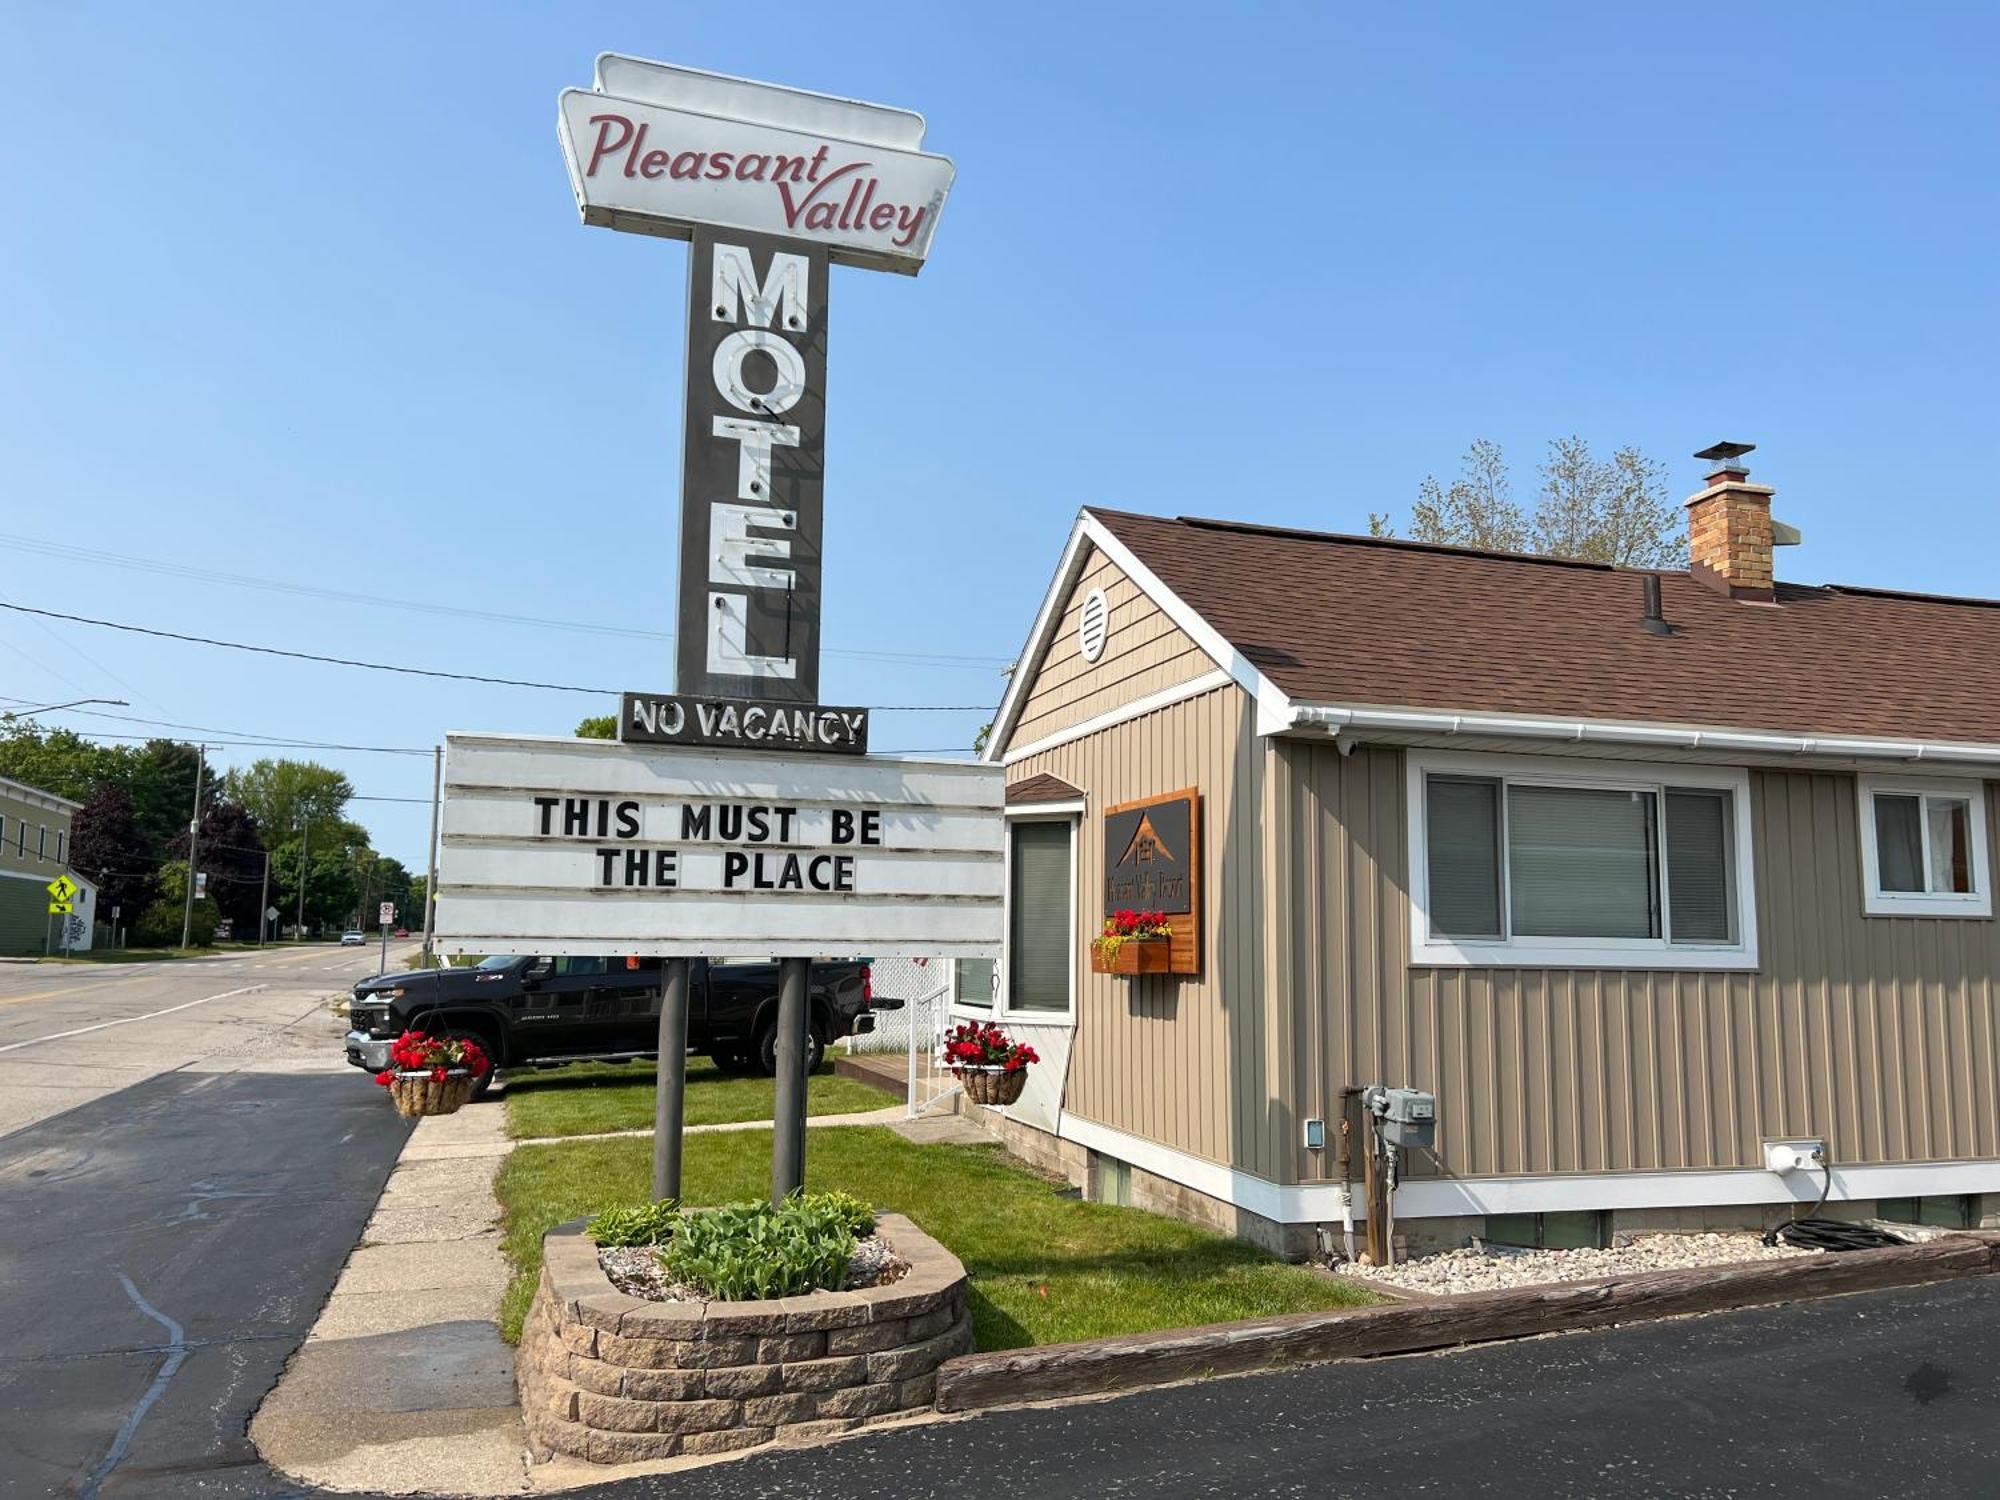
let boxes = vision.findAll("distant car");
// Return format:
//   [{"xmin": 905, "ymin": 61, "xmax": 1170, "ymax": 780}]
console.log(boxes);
[
  {"xmin": 394, "ymin": 928, "xmax": 409, "ymax": 938},
  {"xmin": 340, "ymin": 930, "xmax": 366, "ymax": 946}
]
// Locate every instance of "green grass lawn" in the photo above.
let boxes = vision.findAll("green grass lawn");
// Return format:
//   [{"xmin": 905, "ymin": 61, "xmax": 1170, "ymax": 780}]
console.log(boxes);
[
  {"xmin": 34, "ymin": 942, "xmax": 268, "ymax": 964},
  {"xmin": 493, "ymin": 1126, "xmax": 1379, "ymax": 1349},
  {"xmin": 502, "ymin": 1055, "xmax": 897, "ymax": 1139}
]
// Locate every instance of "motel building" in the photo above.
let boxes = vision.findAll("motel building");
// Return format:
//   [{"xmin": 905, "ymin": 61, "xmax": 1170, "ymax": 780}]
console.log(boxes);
[{"xmin": 961, "ymin": 446, "xmax": 2000, "ymax": 1255}]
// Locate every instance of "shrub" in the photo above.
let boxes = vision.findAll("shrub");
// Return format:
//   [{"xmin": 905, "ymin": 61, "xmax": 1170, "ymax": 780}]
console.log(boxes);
[
  {"xmin": 588, "ymin": 1200, "xmax": 681, "ymax": 1248},
  {"xmin": 133, "ymin": 897, "xmax": 217, "ymax": 948},
  {"xmin": 658, "ymin": 1196, "xmax": 857, "ymax": 1301}
]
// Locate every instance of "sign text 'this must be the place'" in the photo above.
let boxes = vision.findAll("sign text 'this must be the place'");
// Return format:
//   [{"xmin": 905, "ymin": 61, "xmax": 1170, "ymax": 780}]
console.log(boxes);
[{"xmin": 532, "ymin": 797, "xmax": 886, "ymax": 893}]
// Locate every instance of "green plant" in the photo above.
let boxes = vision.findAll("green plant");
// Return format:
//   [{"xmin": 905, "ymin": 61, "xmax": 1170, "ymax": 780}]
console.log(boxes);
[
  {"xmin": 807, "ymin": 1189, "xmax": 876, "ymax": 1239},
  {"xmin": 1092, "ymin": 908, "xmax": 1172, "ymax": 966},
  {"xmin": 658, "ymin": 1196, "xmax": 857, "ymax": 1301},
  {"xmin": 587, "ymin": 1200, "xmax": 681, "ymax": 1247}
]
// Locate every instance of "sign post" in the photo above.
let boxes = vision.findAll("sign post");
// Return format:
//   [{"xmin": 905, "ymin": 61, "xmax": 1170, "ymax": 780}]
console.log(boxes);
[
  {"xmin": 379, "ymin": 901, "xmax": 395, "ymax": 975},
  {"xmin": 438, "ymin": 56, "xmax": 971, "ymax": 1206}
]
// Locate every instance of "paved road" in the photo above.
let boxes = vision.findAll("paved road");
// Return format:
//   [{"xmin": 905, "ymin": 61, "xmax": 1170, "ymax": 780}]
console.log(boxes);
[
  {"xmin": 0, "ymin": 945, "xmax": 416, "ymax": 1497},
  {"xmin": 567, "ymin": 1275, "xmax": 2000, "ymax": 1500}
]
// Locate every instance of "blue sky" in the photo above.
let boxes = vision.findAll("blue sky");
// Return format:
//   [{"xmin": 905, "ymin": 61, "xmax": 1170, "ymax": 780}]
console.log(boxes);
[{"xmin": 3, "ymin": 3, "xmax": 1995, "ymax": 865}]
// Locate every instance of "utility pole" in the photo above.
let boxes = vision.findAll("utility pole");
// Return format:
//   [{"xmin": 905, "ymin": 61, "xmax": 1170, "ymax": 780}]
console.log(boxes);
[
  {"xmin": 770, "ymin": 957, "xmax": 811, "ymax": 1203},
  {"xmin": 257, "ymin": 849, "xmax": 271, "ymax": 945},
  {"xmin": 179, "ymin": 744, "xmax": 205, "ymax": 950},
  {"xmin": 421, "ymin": 745, "xmax": 441, "ymax": 964},
  {"xmin": 295, "ymin": 819, "xmax": 310, "ymax": 940}
]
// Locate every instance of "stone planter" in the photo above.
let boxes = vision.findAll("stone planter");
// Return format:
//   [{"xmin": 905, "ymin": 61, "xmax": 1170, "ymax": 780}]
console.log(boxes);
[{"xmin": 518, "ymin": 1212, "xmax": 973, "ymax": 1465}]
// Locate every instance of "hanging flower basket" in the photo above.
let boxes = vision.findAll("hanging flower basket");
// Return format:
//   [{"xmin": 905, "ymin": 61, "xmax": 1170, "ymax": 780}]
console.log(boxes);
[
  {"xmin": 374, "ymin": 1030, "xmax": 491, "ymax": 1118},
  {"xmin": 384, "ymin": 1070, "xmax": 478, "ymax": 1117},
  {"xmin": 959, "ymin": 1065, "xmax": 1029, "ymax": 1107},
  {"xmin": 943, "ymin": 1021, "xmax": 1038, "ymax": 1108}
]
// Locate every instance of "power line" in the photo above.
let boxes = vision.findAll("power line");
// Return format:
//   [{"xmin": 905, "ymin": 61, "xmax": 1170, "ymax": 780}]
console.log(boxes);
[
  {"xmin": 0, "ymin": 600, "xmax": 993, "ymax": 709},
  {"xmin": 0, "ymin": 532, "xmax": 1012, "ymax": 670},
  {"xmin": 0, "ymin": 697, "xmax": 435, "ymax": 754}
]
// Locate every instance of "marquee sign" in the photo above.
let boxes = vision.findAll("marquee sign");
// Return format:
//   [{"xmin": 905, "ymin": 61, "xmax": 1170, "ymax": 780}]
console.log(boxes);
[
  {"xmin": 557, "ymin": 58, "xmax": 955, "ymax": 274},
  {"xmin": 434, "ymin": 734, "xmax": 1002, "ymax": 960},
  {"xmin": 1102, "ymin": 788, "xmax": 1202, "ymax": 975}
]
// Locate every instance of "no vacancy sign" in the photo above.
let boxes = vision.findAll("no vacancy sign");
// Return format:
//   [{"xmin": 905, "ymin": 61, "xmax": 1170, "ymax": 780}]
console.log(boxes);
[{"xmin": 433, "ymin": 733, "xmax": 1003, "ymax": 960}]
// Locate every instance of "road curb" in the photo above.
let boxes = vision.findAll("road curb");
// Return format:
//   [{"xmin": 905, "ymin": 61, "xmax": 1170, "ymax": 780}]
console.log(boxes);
[{"xmin": 934, "ymin": 1233, "xmax": 2000, "ymax": 1414}]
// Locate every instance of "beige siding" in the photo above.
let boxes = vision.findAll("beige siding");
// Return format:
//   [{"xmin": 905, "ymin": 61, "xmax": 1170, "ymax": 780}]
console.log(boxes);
[
  {"xmin": 1008, "ymin": 546, "xmax": 1216, "ymax": 750},
  {"xmin": 1009, "ymin": 684, "xmax": 1286, "ymax": 1178},
  {"xmin": 1280, "ymin": 742, "xmax": 2000, "ymax": 1183}
]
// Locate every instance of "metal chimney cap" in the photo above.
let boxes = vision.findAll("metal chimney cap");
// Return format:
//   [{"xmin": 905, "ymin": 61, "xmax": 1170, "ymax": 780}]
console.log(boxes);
[{"xmin": 1695, "ymin": 440, "xmax": 1756, "ymax": 465}]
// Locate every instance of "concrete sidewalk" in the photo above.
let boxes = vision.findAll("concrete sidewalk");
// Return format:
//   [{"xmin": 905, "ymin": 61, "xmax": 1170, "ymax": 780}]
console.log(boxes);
[{"xmin": 252, "ymin": 1102, "xmax": 536, "ymax": 1495}]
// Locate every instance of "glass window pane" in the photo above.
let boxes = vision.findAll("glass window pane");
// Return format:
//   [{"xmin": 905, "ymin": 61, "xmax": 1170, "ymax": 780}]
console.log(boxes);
[
  {"xmin": 1927, "ymin": 798, "xmax": 1974, "ymax": 894},
  {"xmin": 1508, "ymin": 785, "xmax": 1659, "ymax": 939},
  {"xmin": 955, "ymin": 958, "xmax": 994, "ymax": 1009},
  {"xmin": 1425, "ymin": 777, "xmax": 1502, "ymax": 938},
  {"xmin": 1008, "ymin": 821, "xmax": 1072, "ymax": 1012},
  {"xmin": 1873, "ymin": 794, "xmax": 1923, "ymax": 892},
  {"xmin": 1665, "ymin": 789, "xmax": 1734, "ymax": 943}
]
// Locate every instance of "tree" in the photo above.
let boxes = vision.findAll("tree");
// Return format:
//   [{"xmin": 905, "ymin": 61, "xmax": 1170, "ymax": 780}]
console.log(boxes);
[
  {"xmin": 70, "ymin": 784, "xmax": 157, "ymax": 922},
  {"xmin": 576, "ymin": 715, "xmax": 616, "ymax": 739},
  {"xmin": 270, "ymin": 836, "xmax": 362, "ymax": 935},
  {"xmin": 0, "ymin": 725, "xmax": 133, "ymax": 804},
  {"xmin": 170, "ymin": 799, "xmax": 268, "ymax": 934},
  {"xmin": 1372, "ymin": 437, "xmax": 1687, "ymax": 567},
  {"xmin": 127, "ymin": 739, "xmax": 205, "ymax": 858},
  {"xmin": 224, "ymin": 759, "xmax": 355, "ymax": 847}
]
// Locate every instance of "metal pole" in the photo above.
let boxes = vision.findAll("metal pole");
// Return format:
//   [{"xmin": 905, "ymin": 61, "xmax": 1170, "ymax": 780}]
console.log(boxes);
[
  {"xmin": 295, "ymin": 819, "xmax": 309, "ymax": 940},
  {"xmin": 379, "ymin": 917, "xmax": 388, "ymax": 976},
  {"xmin": 770, "ymin": 957, "xmax": 810, "ymax": 1202},
  {"xmin": 422, "ymin": 745, "xmax": 441, "ymax": 964},
  {"xmin": 257, "ymin": 850, "xmax": 271, "ymax": 945},
  {"xmin": 180, "ymin": 744, "xmax": 205, "ymax": 950},
  {"xmin": 652, "ymin": 958, "xmax": 692, "ymax": 1202}
]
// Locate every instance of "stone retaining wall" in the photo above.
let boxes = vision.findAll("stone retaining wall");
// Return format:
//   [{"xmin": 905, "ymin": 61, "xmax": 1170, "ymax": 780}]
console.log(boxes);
[{"xmin": 518, "ymin": 1212, "xmax": 973, "ymax": 1464}]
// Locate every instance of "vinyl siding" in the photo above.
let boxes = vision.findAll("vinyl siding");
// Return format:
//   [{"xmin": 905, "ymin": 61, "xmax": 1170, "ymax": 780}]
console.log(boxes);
[
  {"xmin": 1006, "ymin": 684, "xmax": 1284, "ymax": 1179},
  {"xmin": 1008, "ymin": 546, "xmax": 1217, "ymax": 751},
  {"xmin": 1278, "ymin": 741, "xmax": 2000, "ymax": 1183}
]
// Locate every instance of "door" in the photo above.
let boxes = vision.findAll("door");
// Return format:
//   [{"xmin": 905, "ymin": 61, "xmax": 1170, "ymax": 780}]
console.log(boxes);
[{"xmin": 602, "ymin": 956, "xmax": 663, "ymax": 1053}]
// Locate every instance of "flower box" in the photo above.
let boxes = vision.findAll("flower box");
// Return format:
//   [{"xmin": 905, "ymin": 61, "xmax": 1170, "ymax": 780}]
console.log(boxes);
[{"xmin": 1091, "ymin": 936, "xmax": 1172, "ymax": 975}]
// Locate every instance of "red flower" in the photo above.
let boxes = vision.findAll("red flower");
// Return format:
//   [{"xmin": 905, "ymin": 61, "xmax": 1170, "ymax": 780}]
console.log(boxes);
[{"xmin": 374, "ymin": 1070, "xmax": 393, "ymax": 1088}]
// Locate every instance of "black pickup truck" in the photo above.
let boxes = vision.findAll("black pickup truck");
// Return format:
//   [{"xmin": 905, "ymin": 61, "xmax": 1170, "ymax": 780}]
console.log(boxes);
[{"xmin": 343, "ymin": 955, "xmax": 887, "ymax": 1097}]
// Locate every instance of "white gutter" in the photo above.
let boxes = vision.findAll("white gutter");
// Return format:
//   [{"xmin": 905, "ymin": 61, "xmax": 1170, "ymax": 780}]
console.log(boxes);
[{"xmin": 1289, "ymin": 704, "xmax": 2000, "ymax": 768}]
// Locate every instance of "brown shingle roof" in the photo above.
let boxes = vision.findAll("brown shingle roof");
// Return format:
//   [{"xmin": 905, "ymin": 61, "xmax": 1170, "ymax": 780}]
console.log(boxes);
[
  {"xmin": 1090, "ymin": 509, "xmax": 2000, "ymax": 746},
  {"xmin": 1007, "ymin": 773, "xmax": 1084, "ymax": 804}
]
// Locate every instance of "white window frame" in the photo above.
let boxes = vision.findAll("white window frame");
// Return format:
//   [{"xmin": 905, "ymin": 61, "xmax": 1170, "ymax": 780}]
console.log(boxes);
[
  {"xmin": 1856, "ymin": 775, "xmax": 1992, "ymax": 918},
  {"xmin": 1406, "ymin": 750, "xmax": 1759, "ymax": 971},
  {"xmin": 955, "ymin": 801, "xmax": 1082, "ymax": 1026}
]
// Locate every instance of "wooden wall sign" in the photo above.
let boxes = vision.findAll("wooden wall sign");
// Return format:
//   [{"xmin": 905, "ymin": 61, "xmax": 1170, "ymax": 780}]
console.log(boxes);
[{"xmin": 1101, "ymin": 787, "xmax": 1201, "ymax": 975}]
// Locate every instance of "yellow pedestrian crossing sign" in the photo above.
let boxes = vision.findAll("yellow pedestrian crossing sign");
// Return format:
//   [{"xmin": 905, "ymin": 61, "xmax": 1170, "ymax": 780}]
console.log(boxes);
[{"xmin": 46, "ymin": 875, "xmax": 78, "ymax": 915}]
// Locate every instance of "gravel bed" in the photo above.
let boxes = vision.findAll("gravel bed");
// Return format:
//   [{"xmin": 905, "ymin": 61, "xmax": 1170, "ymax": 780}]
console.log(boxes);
[
  {"xmin": 1333, "ymin": 1232, "xmax": 1819, "ymax": 1296},
  {"xmin": 598, "ymin": 1235, "xmax": 910, "ymax": 1303}
]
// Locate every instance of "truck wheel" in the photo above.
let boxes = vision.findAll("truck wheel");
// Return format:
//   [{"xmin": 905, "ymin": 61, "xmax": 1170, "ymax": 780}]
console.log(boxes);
[{"xmin": 755, "ymin": 1020, "xmax": 825, "ymax": 1078}]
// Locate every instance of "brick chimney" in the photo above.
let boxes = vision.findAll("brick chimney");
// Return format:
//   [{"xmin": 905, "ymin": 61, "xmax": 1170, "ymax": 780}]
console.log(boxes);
[{"xmin": 1686, "ymin": 441, "xmax": 1776, "ymax": 601}]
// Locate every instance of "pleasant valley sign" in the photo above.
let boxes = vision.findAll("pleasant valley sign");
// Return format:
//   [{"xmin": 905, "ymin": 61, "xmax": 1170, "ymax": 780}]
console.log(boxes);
[
  {"xmin": 434, "ymin": 734, "xmax": 1001, "ymax": 960},
  {"xmin": 557, "ymin": 55, "xmax": 955, "ymax": 273}
]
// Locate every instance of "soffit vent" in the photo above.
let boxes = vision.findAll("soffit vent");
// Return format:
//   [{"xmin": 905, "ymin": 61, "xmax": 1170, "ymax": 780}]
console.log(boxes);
[{"xmin": 1078, "ymin": 587, "xmax": 1111, "ymax": 663}]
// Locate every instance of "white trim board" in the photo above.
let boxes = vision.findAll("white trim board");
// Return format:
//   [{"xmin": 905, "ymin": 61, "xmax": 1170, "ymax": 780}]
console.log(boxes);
[
  {"xmin": 983, "ymin": 511, "xmax": 1290, "ymax": 763},
  {"xmin": 1001, "ymin": 670, "xmax": 1233, "ymax": 766},
  {"xmin": 1056, "ymin": 1113, "xmax": 2000, "ymax": 1222}
]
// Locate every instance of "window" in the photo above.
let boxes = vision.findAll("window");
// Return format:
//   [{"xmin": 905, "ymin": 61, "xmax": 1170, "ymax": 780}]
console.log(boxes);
[
  {"xmin": 1409, "ymin": 752, "xmax": 1756, "ymax": 970},
  {"xmin": 1007, "ymin": 819, "xmax": 1074, "ymax": 1014},
  {"xmin": 552, "ymin": 956, "xmax": 608, "ymax": 977},
  {"xmin": 1858, "ymin": 777, "xmax": 1991, "ymax": 917},
  {"xmin": 952, "ymin": 958, "xmax": 995, "ymax": 1010},
  {"xmin": 1484, "ymin": 1211, "xmax": 1609, "ymax": 1250},
  {"xmin": 38, "ymin": 825, "xmax": 48, "ymax": 860},
  {"xmin": 55, "ymin": 831, "xmax": 66, "ymax": 865}
]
